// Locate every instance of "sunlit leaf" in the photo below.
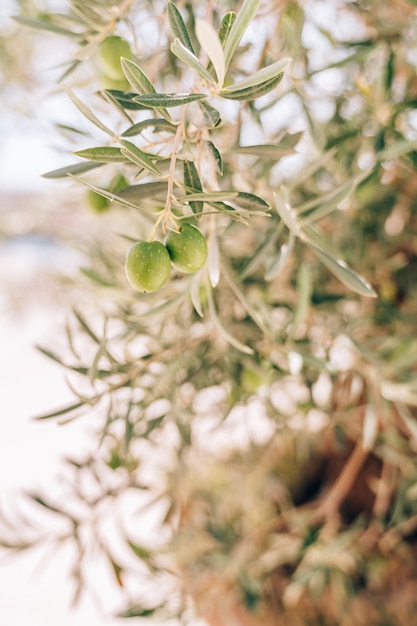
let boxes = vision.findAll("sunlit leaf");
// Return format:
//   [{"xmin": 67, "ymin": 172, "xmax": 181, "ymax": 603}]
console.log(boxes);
[
  {"xmin": 42, "ymin": 160, "xmax": 103, "ymax": 179},
  {"xmin": 273, "ymin": 192, "xmax": 300, "ymax": 235},
  {"xmin": 167, "ymin": 1, "xmax": 195, "ymax": 53},
  {"xmin": 229, "ymin": 143, "xmax": 296, "ymax": 159},
  {"xmin": 120, "ymin": 140, "xmax": 162, "ymax": 176},
  {"xmin": 223, "ymin": 0, "xmax": 260, "ymax": 70},
  {"xmin": 120, "ymin": 59, "xmax": 173, "ymax": 121},
  {"xmin": 171, "ymin": 38, "xmax": 216, "ymax": 85},
  {"xmin": 116, "ymin": 182, "xmax": 168, "ymax": 203},
  {"xmin": 376, "ymin": 137, "xmax": 417, "ymax": 161},
  {"xmin": 13, "ymin": 15, "xmax": 80, "ymax": 37},
  {"xmin": 118, "ymin": 604, "xmax": 160, "ymax": 618},
  {"xmin": 184, "ymin": 191, "xmax": 238, "ymax": 203},
  {"xmin": 33, "ymin": 400, "xmax": 86, "ymax": 420},
  {"xmin": 133, "ymin": 92, "xmax": 206, "ymax": 108},
  {"xmin": 198, "ymin": 101, "xmax": 221, "ymax": 127},
  {"xmin": 207, "ymin": 283, "xmax": 254, "ymax": 354},
  {"xmin": 104, "ymin": 90, "xmax": 148, "ymax": 110},
  {"xmin": 240, "ymin": 222, "xmax": 284, "ymax": 279},
  {"xmin": 183, "ymin": 160, "xmax": 203, "ymax": 215},
  {"xmin": 265, "ymin": 231, "xmax": 295, "ymax": 280},
  {"xmin": 74, "ymin": 146, "xmax": 127, "ymax": 163},
  {"xmin": 63, "ymin": 86, "xmax": 114, "ymax": 136},
  {"xmin": 302, "ymin": 229, "xmax": 377, "ymax": 298},
  {"xmin": 218, "ymin": 11, "xmax": 237, "ymax": 47},
  {"xmin": 206, "ymin": 141, "xmax": 223, "ymax": 175},
  {"xmin": 230, "ymin": 192, "xmax": 270, "ymax": 212},
  {"xmin": 222, "ymin": 58, "xmax": 289, "ymax": 93},
  {"xmin": 220, "ymin": 71, "xmax": 284, "ymax": 101},
  {"xmin": 121, "ymin": 118, "xmax": 176, "ymax": 137},
  {"xmin": 195, "ymin": 19, "xmax": 225, "ymax": 86},
  {"xmin": 189, "ymin": 271, "xmax": 205, "ymax": 317},
  {"xmin": 68, "ymin": 174, "xmax": 155, "ymax": 213}
]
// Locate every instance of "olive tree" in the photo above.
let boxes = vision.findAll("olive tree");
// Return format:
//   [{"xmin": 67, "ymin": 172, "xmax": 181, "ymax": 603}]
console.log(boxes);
[{"xmin": 3, "ymin": 0, "xmax": 417, "ymax": 624}]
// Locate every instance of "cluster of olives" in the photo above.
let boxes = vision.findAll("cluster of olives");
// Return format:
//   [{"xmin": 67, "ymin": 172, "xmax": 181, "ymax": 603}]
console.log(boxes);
[
  {"xmin": 125, "ymin": 225, "xmax": 208, "ymax": 292},
  {"xmin": 97, "ymin": 35, "xmax": 133, "ymax": 91}
]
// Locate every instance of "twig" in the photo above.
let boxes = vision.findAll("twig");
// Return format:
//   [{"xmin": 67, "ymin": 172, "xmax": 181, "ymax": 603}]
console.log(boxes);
[{"xmin": 314, "ymin": 442, "xmax": 370, "ymax": 524}]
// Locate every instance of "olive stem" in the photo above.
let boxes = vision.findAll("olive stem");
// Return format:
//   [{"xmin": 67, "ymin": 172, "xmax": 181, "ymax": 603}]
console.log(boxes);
[{"xmin": 161, "ymin": 105, "xmax": 189, "ymax": 234}]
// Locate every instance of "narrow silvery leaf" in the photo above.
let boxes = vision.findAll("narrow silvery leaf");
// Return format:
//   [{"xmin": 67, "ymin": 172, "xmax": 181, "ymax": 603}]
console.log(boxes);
[
  {"xmin": 304, "ymin": 237, "xmax": 377, "ymax": 298},
  {"xmin": 195, "ymin": 19, "xmax": 225, "ymax": 87},
  {"xmin": 274, "ymin": 192, "xmax": 300, "ymax": 235},
  {"xmin": 189, "ymin": 271, "xmax": 204, "ymax": 317},
  {"xmin": 121, "ymin": 58, "xmax": 156, "ymax": 94},
  {"xmin": 167, "ymin": 1, "xmax": 195, "ymax": 54},
  {"xmin": 104, "ymin": 90, "xmax": 147, "ymax": 110},
  {"xmin": 220, "ymin": 72, "xmax": 284, "ymax": 101},
  {"xmin": 198, "ymin": 101, "xmax": 221, "ymax": 127},
  {"xmin": 223, "ymin": 0, "xmax": 260, "ymax": 70},
  {"xmin": 63, "ymin": 86, "xmax": 114, "ymax": 136},
  {"xmin": 120, "ymin": 140, "xmax": 162, "ymax": 176},
  {"xmin": 218, "ymin": 11, "xmax": 237, "ymax": 47},
  {"xmin": 229, "ymin": 143, "xmax": 296, "ymax": 159},
  {"xmin": 184, "ymin": 191, "xmax": 238, "ymax": 203},
  {"xmin": 183, "ymin": 160, "xmax": 203, "ymax": 215},
  {"xmin": 133, "ymin": 92, "xmax": 206, "ymax": 107},
  {"xmin": 14, "ymin": 15, "xmax": 80, "ymax": 37},
  {"xmin": 240, "ymin": 222, "xmax": 283, "ymax": 279},
  {"xmin": 376, "ymin": 137, "xmax": 417, "ymax": 161},
  {"xmin": 223, "ymin": 265, "xmax": 267, "ymax": 332},
  {"xmin": 206, "ymin": 141, "xmax": 223, "ymax": 175},
  {"xmin": 116, "ymin": 182, "xmax": 168, "ymax": 202},
  {"xmin": 265, "ymin": 232, "xmax": 295, "ymax": 281},
  {"xmin": 74, "ymin": 147, "xmax": 127, "ymax": 163},
  {"xmin": 42, "ymin": 161, "xmax": 103, "ymax": 179},
  {"xmin": 122, "ymin": 118, "xmax": 176, "ymax": 137},
  {"xmin": 171, "ymin": 39, "xmax": 216, "ymax": 84},
  {"xmin": 206, "ymin": 283, "xmax": 254, "ymax": 354},
  {"xmin": 222, "ymin": 58, "xmax": 289, "ymax": 92},
  {"xmin": 230, "ymin": 192, "xmax": 270, "ymax": 212},
  {"xmin": 69, "ymin": 174, "xmax": 155, "ymax": 213}
]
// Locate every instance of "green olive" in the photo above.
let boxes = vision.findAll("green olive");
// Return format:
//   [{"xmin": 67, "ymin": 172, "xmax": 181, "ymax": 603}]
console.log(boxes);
[
  {"xmin": 86, "ymin": 189, "xmax": 110, "ymax": 213},
  {"xmin": 99, "ymin": 73, "xmax": 131, "ymax": 92},
  {"xmin": 98, "ymin": 35, "xmax": 132, "ymax": 82},
  {"xmin": 165, "ymin": 224, "xmax": 208, "ymax": 273},
  {"xmin": 125, "ymin": 241, "xmax": 171, "ymax": 292}
]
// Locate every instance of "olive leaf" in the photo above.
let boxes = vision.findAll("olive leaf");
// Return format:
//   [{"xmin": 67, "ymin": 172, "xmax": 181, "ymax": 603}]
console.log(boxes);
[
  {"xmin": 133, "ymin": 92, "xmax": 206, "ymax": 108},
  {"xmin": 301, "ymin": 227, "xmax": 377, "ymax": 298},
  {"xmin": 42, "ymin": 160, "xmax": 104, "ymax": 179},
  {"xmin": 121, "ymin": 119, "xmax": 176, "ymax": 137},
  {"xmin": 218, "ymin": 11, "xmax": 237, "ymax": 47},
  {"xmin": 167, "ymin": 1, "xmax": 196, "ymax": 54},
  {"xmin": 221, "ymin": 58, "xmax": 289, "ymax": 94},
  {"xmin": 120, "ymin": 140, "xmax": 162, "ymax": 176},
  {"xmin": 183, "ymin": 160, "xmax": 203, "ymax": 215},
  {"xmin": 223, "ymin": 0, "xmax": 260, "ymax": 70},
  {"xmin": 74, "ymin": 147, "xmax": 127, "ymax": 163},
  {"xmin": 171, "ymin": 38, "xmax": 216, "ymax": 85},
  {"xmin": 195, "ymin": 18, "xmax": 225, "ymax": 87},
  {"xmin": 220, "ymin": 71, "xmax": 284, "ymax": 101},
  {"xmin": 198, "ymin": 101, "xmax": 221, "ymax": 127},
  {"xmin": 63, "ymin": 85, "xmax": 114, "ymax": 136}
]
